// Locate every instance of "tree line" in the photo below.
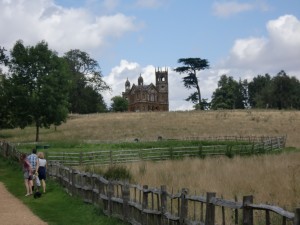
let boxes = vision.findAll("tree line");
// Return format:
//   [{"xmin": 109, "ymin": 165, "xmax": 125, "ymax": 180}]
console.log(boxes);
[
  {"xmin": 174, "ymin": 58, "xmax": 300, "ymax": 110},
  {"xmin": 1, "ymin": 42, "xmax": 299, "ymax": 141}
]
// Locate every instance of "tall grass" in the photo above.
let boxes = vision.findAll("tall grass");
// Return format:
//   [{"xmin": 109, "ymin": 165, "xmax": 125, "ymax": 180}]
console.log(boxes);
[
  {"xmin": 1, "ymin": 110, "xmax": 300, "ymax": 147},
  {"xmin": 94, "ymin": 151, "xmax": 300, "ymax": 210}
]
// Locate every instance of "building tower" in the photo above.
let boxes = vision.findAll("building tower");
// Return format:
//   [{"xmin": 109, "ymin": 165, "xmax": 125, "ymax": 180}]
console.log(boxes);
[
  {"xmin": 155, "ymin": 67, "xmax": 169, "ymax": 111},
  {"xmin": 125, "ymin": 78, "xmax": 130, "ymax": 91},
  {"xmin": 138, "ymin": 74, "xmax": 143, "ymax": 86}
]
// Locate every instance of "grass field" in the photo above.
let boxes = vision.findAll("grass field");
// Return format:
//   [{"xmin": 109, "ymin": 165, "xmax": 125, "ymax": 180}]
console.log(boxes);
[
  {"xmin": 1, "ymin": 110, "xmax": 300, "ymax": 147},
  {"xmin": 1, "ymin": 110, "xmax": 300, "ymax": 212}
]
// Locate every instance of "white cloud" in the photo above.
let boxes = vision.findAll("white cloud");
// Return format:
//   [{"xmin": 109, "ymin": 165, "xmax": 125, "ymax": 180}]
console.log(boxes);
[
  {"xmin": 212, "ymin": 1, "xmax": 271, "ymax": 17},
  {"xmin": 212, "ymin": 1, "xmax": 254, "ymax": 17},
  {"xmin": 230, "ymin": 37, "xmax": 268, "ymax": 61},
  {"xmin": 134, "ymin": 0, "xmax": 166, "ymax": 9},
  {"xmin": 0, "ymin": 0, "xmax": 139, "ymax": 55},
  {"xmin": 221, "ymin": 15, "xmax": 300, "ymax": 78}
]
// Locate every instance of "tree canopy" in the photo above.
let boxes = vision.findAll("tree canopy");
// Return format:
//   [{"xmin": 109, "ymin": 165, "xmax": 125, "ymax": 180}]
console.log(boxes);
[
  {"xmin": 2, "ymin": 40, "xmax": 71, "ymax": 141},
  {"xmin": 174, "ymin": 58, "xmax": 209, "ymax": 110},
  {"xmin": 211, "ymin": 75, "xmax": 247, "ymax": 109},
  {"xmin": 110, "ymin": 96, "xmax": 128, "ymax": 112},
  {"xmin": 64, "ymin": 49, "xmax": 110, "ymax": 113},
  {"xmin": 211, "ymin": 71, "xmax": 300, "ymax": 110}
]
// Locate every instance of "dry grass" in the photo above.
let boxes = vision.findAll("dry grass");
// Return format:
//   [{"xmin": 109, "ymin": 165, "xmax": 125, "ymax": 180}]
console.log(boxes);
[
  {"xmin": 2, "ymin": 110, "xmax": 300, "ymax": 147},
  {"xmin": 108, "ymin": 152, "xmax": 300, "ymax": 210}
]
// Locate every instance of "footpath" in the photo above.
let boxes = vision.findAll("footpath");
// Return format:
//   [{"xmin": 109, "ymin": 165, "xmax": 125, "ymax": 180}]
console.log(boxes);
[{"xmin": 0, "ymin": 182, "xmax": 47, "ymax": 225}]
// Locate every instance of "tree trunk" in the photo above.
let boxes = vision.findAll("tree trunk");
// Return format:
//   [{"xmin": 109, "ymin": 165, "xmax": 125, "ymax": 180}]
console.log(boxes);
[
  {"xmin": 35, "ymin": 122, "xmax": 40, "ymax": 142},
  {"xmin": 195, "ymin": 70, "xmax": 202, "ymax": 110},
  {"xmin": 197, "ymin": 84, "xmax": 201, "ymax": 110}
]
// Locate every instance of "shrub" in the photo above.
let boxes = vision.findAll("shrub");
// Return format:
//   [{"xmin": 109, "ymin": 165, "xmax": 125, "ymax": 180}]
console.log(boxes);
[{"xmin": 104, "ymin": 165, "xmax": 132, "ymax": 181}]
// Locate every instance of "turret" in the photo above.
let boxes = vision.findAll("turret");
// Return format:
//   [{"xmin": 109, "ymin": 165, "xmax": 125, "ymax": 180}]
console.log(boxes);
[{"xmin": 138, "ymin": 74, "xmax": 143, "ymax": 86}]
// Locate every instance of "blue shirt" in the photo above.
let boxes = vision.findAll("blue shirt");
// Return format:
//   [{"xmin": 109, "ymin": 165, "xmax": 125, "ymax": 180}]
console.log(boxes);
[{"xmin": 27, "ymin": 153, "xmax": 38, "ymax": 170}]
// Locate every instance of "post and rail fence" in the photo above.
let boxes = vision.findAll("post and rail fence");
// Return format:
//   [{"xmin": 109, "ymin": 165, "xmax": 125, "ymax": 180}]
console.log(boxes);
[
  {"xmin": 1, "ymin": 136, "xmax": 299, "ymax": 225},
  {"xmin": 46, "ymin": 136, "xmax": 286, "ymax": 166}
]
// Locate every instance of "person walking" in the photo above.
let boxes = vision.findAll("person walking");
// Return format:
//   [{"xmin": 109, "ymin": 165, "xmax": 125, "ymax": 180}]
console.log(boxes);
[
  {"xmin": 27, "ymin": 149, "xmax": 40, "ymax": 191},
  {"xmin": 37, "ymin": 152, "xmax": 47, "ymax": 193},
  {"xmin": 20, "ymin": 153, "xmax": 33, "ymax": 196}
]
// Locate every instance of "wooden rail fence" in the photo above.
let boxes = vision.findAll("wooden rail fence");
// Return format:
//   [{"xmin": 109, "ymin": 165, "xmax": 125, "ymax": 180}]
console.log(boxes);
[
  {"xmin": 46, "ymin": 136, "xmax": 286, "ymax": 166},
  {"xmin": 48, "ymin": 162, "xmax": 300, "ymax": 225}
]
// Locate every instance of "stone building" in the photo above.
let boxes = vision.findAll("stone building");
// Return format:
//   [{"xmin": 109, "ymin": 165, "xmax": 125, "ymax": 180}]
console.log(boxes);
[{"xmin": 122, "ymin": 68, "xmax": 169, "ymax": 112}]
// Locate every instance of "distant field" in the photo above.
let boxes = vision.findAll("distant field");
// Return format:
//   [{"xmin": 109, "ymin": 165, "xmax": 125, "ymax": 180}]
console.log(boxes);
[{"xmin": 1, "ymin": 110, "xmax": 300, "ymax": 147}]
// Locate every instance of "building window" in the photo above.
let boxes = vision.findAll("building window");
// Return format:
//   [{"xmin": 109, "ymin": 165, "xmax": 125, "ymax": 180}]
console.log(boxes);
[{"xmin": 150, "ymin": 94, "xmax": 154, "ymax": 101}]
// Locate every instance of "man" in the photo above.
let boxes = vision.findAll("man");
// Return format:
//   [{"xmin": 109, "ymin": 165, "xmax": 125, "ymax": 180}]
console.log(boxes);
[{"xmin": 27, "ymin": 149, "xmax": 40, "ymax": 191}]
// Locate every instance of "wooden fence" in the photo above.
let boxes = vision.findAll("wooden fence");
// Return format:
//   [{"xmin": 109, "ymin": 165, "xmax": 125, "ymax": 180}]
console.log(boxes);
[
  {"xmin": 46, "ymin": 136, "xmax": 286, "ymax": 166},
  {"xmin": 0, "ymin": 139, "xmax": 299, "ymax": 225},
  {"xmin": 48, "ymin": 162, "xmax": 299, "ymax": 225}
]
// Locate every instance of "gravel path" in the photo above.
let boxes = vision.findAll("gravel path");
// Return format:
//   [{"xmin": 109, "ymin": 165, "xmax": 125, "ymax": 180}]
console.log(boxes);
[{"xmin": 0, "ymin": 182, "xmax": 47, "ymax": 225}]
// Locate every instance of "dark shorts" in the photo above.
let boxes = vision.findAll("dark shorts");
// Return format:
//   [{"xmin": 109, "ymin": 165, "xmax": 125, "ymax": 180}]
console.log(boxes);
[
  {"xmin": 24, "ymin": 171, "xmax": 31, "ymax": 179},
  {"xmin": 38, "ymin": 167, "xmax": 46, "ymax": 180}
]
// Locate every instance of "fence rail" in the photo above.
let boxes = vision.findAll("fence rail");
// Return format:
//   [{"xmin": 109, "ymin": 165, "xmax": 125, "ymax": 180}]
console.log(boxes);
[
  {"xmin": 49, "ymin": 163, "xmax": 300, "ymax": 225},
  {"xmin": 1, "ymin": 139, "xmax": 299, "ymax": 225},
  {"xmin": 46, "ymin": 136, "xmax": 286, "ymax": 166}
]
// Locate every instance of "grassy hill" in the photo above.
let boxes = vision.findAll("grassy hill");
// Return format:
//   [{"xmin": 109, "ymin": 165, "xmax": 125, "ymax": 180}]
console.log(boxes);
[{"xmin": 1, "ymin": 110, "xmax": 300, "ymax": 147}]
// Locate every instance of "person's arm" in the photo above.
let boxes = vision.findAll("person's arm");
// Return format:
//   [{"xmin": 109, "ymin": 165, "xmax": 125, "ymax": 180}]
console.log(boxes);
[
  {"xmin": 26, "ymin": 160, "xmax": 33, "ymax": 175},
  {"xmin": 35, "ymin": 157, "xmax": 39, "ymax": 174}
]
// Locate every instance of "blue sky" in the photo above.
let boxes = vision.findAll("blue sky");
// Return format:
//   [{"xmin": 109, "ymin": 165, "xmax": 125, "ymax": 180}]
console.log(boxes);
[{"xmin": 1, "ymin": 0, "xmax": 300, "ymax": 110}]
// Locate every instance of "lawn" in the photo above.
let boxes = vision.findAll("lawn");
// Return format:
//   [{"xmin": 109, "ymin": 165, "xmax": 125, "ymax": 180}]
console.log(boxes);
[{"xmin": 0, "ymin": 155, "xmax": 125, "ymax": 225}]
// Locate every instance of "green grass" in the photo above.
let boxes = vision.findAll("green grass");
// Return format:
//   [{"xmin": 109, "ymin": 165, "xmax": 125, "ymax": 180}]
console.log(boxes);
[
  {"xmin": 15, "ymin": 139, "xmax": 250, "ymax": 154},
  {"xmin": 0, "ymin": 155, "xmax": 125, "ymax": 225}
]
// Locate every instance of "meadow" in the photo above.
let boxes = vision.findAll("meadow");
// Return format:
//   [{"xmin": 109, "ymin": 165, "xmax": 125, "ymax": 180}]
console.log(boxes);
[
  {"xmin": 1, "ymin": 110, "xmax": 300, "ymax": 147},
  {"xmin": 1, "ymin": 109, "xmax": 300, "ymax": 210}
]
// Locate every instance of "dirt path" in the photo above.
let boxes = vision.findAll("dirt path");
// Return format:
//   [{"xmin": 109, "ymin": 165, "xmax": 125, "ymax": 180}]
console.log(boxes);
[{"xmin": 0, "ymin": 182, "xmax": 47, "ymax": 225}]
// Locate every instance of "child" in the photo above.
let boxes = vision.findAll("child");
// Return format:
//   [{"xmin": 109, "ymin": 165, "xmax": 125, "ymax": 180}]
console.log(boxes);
[{"xmin": 20, "ymin": 154, "xmax": 33, "ymax": 196}]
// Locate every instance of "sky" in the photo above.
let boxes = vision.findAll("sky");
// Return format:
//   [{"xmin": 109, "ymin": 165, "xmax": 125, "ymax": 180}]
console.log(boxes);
[{"xmin": 1, "ymin": 0, "xmax": 300, "ymax": 110}]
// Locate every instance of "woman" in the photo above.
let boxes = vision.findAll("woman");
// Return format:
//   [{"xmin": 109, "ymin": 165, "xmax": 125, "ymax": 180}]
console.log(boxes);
[
  {"xmin": 37, "ymin": 152, "xmax": 47, "ymax": 193},
  {"xmin": 20, "ymin": 153, "xmax": 32, "ymax": 196}
]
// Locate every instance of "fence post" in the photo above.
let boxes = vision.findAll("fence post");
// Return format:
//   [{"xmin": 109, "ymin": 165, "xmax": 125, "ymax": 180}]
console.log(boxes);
[
  {"xmin": 109, "ymin": 150, "xmax": 113, "ymax": 165},
  {"xmin": 180, "ymin": 188, "xmax": 189, "ymax": 225},
  {"xmin": 161, "ymin": 185, "xmax": 167, "ymax": 215},
  {"xmin": 142, "ymin": 185, "xmax": 148, "ymax": 225},
  {"xmin": 107, "ymin": 181, "xmax": 113, "ymax": 216},
  {"xmin": 205, "ymin": 192, "xmax": 216, "ymax": 225},
  {"xmin": 71, "ymin": 169, "xmax": 76, "ymax": 196},
  {"xmin": 243, "ymin": 195, "xmax": 253, "ymax": 225},
  {"xmin": 122, "ymin": 181, "xmax": 130, "ymax": 222},
  {"xmin": 79, "ymin": 152, "xmax": 83, "ymax": 166},
  {"xmin": 199, "ymin": 144, "xmax": 203, "ymax": 158},
  {"xmin": 235, "ymin": 195, "xmax": 239, "ymax": 225},
  {"xmin": 294, "ymin": 208, "xmax": 300, "ymax": 225}
]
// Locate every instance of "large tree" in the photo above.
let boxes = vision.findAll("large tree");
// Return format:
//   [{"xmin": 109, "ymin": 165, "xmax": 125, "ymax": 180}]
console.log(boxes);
[
  {"xmin": 110, "ymin": 96, "xmax": 128, "ymax": 112},
  {"xmin": 248, "ymin": 74, "xmax": 272, "ymax": 108},
  {"xmin": 271, "ymin": 70, "xmax": 300, "ymax": 109},
  {"xmin": 210, "ymin": 75, "xmax": 247, "ymax": 109},
  {"xmin": 174, "ymin": 58, "xmax": 209, "ymax": 110},
  {"xmin": 7, "ymin": 40, "xmax": 71, "ymax": 141},
  {"xmin": 64, "ymin": 49, "xmax": 110, "ymax": 113},
  {"xmin": 0, "ymin": 47, "xmax": 18, "ymax": 129},
  {"xmin": 248, "ymin": 71, "xmax": 300, "ymax": 109}
]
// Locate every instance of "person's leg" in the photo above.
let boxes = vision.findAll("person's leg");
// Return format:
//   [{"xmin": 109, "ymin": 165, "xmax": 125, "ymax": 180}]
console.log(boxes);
[
  {"xmin": 41, "ymin": 179, "xmax": 46, "ymax": 193},
  {"xmin": 24, "ymin": 179, "xmax": 30, "ymax": 196},
  {"xmin": 29, "ymin": 178, "xmax": 33, "ymax": 194}
]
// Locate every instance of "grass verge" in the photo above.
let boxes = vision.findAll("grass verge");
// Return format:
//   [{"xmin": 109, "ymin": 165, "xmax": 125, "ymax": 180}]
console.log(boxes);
[{"xmin": 0, "ymin": 155, "xmax": 125, "ymax": 225}]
